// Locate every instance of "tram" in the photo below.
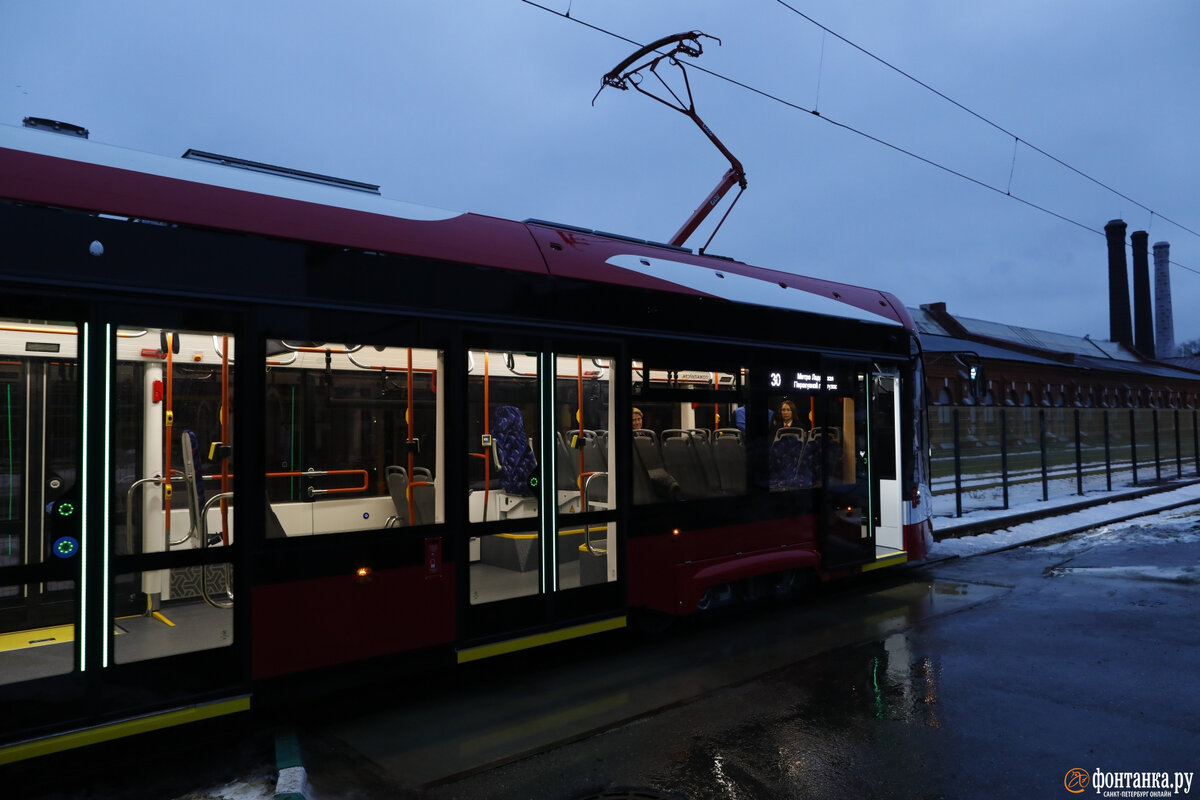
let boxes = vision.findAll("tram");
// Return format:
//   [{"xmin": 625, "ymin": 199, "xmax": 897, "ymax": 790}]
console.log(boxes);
[{"xmin": 0, "ymin": 120, "xmax": 932, "ymax": 761}]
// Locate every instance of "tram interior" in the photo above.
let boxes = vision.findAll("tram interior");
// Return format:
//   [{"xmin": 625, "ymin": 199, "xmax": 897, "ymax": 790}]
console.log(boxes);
[{"xmin": 0, "ymin": 319, "xmax": 904, "ymax": 687}]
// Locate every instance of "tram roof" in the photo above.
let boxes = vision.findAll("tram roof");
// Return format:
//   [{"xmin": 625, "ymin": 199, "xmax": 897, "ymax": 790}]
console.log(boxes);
[{"xmin": 0, "ymin": 123, "xmax": 913, "ymax": 332}]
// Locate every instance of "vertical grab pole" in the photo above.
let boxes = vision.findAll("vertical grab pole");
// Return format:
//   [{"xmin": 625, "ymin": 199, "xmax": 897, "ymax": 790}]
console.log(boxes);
[
  {"xmin": 164, "ymin": 332, "xmax": 174, "ymax": 537},
  {"xmin": 219, "ymin": 334, "xmax": 230, "ymax": 545},
  {"xmin": 577, "ymin": 357, "xmax": 586, "ymax": 503},
  {"xmin": 406, "ymin": 347, "xmax": 416, "ymax": 524},
  {"xmin": 482, "ymin": 352, "xmax": 491, "ymax": 519}
]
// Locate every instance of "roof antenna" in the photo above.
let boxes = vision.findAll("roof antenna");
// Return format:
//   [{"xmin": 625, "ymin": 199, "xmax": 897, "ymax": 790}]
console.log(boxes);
[{"xmin": 594, "ymin": 31, "xmax": 747, "ymax": 254}]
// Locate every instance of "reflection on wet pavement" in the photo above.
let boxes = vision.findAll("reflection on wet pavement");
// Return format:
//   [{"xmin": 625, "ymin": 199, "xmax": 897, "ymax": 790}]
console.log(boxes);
[
  {"xmin": 647, "ymin": 632, "xmax": 947, "ymax": 800},
  {"xmin": 326, "ymin": 576, "xmax": 1006, "ymax": 792}
]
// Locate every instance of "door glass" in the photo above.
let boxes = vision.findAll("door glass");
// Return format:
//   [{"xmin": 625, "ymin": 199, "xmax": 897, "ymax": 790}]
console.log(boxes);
[
  {"xmin": 110, "ymin": 327, "xmax": 236, "ymax": 664},
  {"xmin": 870, "ymin": 371, "xmax": 904, "ymax": 554},
  {"xmin": 820, "ymin": 363, "xmax": 875, "ymax": 567},
  {"xmin": 555, "ymin": 354, "xmax": 617, "ymax": 590},
  {"xmin": 466, "ymin": 350, "xmax": 541, "ymax": 605},
  {"xmin": 0, "ymin": 319, "xmax": 79, "ymax": 684}
]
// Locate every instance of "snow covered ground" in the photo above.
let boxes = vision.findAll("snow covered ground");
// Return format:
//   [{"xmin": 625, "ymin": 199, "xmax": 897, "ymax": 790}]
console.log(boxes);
[{"xmin": 929, "ymin": 480, "xmax": 1200, "ymax": 559}]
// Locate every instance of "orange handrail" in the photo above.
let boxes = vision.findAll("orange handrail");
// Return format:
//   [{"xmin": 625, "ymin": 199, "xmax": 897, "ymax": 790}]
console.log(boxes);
[
  {"xmin": 219, "ymin": 334, "xmax": 231, "ymax": 545},
  {"xmin": 164, "ymin": 333, "xmax": 174, "ymax": 534},
  {"xmin": 406, "ymin": 347, "xmax": 416, "ymax": 524},
  {"xmin": 202, "ymin": 469, "xmax": 370, "ymax": 496}
]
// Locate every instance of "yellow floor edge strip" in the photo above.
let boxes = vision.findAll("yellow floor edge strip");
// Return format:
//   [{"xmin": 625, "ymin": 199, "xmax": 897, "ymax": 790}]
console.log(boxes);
[
  {"xmin": 457, "ymin": 616, "xmax": 627, "ymax": 664},
  {"xmin": 0, "ymin": 695, "xmax": 251, "ymax": 765},
  {"xmin": 0, "ymin": 624, "xmax": 75, "ymax": 653},
  {"xmin": 862, "ymin": 551, "xmax": 908, "ymax": 572}
]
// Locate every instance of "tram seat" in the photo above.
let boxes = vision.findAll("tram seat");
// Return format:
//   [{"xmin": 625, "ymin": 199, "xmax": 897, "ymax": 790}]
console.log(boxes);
[
  {"xmin": 774, "ymin": 426, "xmax": 808, "ymax": 443},
  {"xmin": 555, "ymin": 432, "xmax": 578, "ymax": 488},
  {"xmin": 811, "ymin": 426, "xmax": 840, "ymax": 443},
  {"xmin": 385, "ymin": 466, "xmax": 412, "ymax": 527},
  {"xmin": 795, "ymin": 434, "xmax": 837, "ymax": 487},
  {"xmin": 713, "ymin": 428, "xmax": 746, "ymax": 494},
  {"xmin": 385, "ymin": 465, "xmax": 436, "ymax": 526},
  {"xmin": 582, "ymin": 429, "xmax": 607, "ymax": 474},
  {"xmin": 412, "ymin": 467, "xmax": 435, "ymax": 525},
  {"xmin": 492, "ymin": 405, "xmax": 538, "ymax": 495},
  {"xmin": 687, "ymin": 428, "xmax": 724, "ymax": 493},
  {"xmin": 769, "ymin": 435, "xmax": 806, "ymax": 489},
  {"xmin": 632, "ymin": 429, "xmax": 682, "ymax": 503},
  {"xmin": 557, "ymin": 431, "xmax": 609, "ymax": 510},
  {"xmin": 661, "ymin": 429, "xmax": 712, "ymax": 500}
]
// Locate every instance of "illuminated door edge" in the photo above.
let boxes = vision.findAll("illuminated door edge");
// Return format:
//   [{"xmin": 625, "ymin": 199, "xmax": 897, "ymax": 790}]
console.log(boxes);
[
  {"xmin": 78, "ymin": 323, "xmax": 90, "ymax": 672},
  {"xmin": 539, "ymin": 351, "xmax": 556, "ymax": 594},
  {"xmin": 101, "ymin": 324, "xmax": 113, "ymax": 667}
]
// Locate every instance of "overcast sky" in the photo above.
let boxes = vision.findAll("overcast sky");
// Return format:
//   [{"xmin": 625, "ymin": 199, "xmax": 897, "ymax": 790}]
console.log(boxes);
[{"xmin": 4, "ymin": 1, "xmax": 1198, "ymax": 342}]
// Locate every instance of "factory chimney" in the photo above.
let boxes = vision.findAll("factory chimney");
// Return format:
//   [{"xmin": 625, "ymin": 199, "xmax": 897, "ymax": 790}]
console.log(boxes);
[
  {"xmin": 1131, "ymin": 230, "xmax": 1155, "ymax": 358},
  {"xmin": 1154, "ymin": 241, "xmax": 1175, "ymax": 358},
  {"xmin": 1104, "ymin": 219, "xmax": 1133, "ymax": 346}
]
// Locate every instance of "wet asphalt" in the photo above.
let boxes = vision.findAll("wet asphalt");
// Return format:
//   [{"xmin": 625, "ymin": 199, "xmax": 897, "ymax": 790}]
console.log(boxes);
[
  {"xmin": 290, "ymin": 508, "xmax": 1200, "ymax": 799},
  {"xmin": 9, "ymin": 508, "xmax": 1200, "ymax": 799}
]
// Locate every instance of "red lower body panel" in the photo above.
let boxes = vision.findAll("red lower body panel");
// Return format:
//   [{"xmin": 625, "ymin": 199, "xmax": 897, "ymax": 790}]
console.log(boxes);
[{"xmin": 252, "ymin": 566, "xmax": 455, "ymax": 679}]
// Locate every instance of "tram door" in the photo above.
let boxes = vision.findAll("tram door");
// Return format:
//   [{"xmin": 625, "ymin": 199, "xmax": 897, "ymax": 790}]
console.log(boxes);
[
  {"xmin": 462, "ymin": 345, "xmax": 621, "ymax": 647},
  {"xmin": 0, "ymin": 323, "xmax": 80, "ymax": 666},
  {"xmin": 818, "ymin": 362, "xmax": 903, "ymax": 569}
]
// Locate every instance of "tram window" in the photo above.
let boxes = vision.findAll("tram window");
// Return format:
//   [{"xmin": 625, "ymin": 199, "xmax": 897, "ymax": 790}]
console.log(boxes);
[
  {"xmin": 764, "ymin": 367, "xmax": 859, "ymax": 492},
  {"xmin": 630, "ymin": 361, "xmax": 747, "ymax": 504},
  {"xmin": 264, "ymin": 343, "xmax": 444, "ymax": 536}
]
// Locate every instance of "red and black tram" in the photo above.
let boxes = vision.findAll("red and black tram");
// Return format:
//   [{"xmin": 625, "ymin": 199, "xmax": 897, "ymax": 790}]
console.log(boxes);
[{"xmin": 0, "ymin": 121, "xmax": 931, "ymax": 761}]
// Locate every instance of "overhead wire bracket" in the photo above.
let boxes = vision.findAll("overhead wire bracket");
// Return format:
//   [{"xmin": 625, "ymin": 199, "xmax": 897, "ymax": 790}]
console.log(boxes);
[{"xmin": 594, "ymin": 31, "xmax": 747, "ymax": 253}]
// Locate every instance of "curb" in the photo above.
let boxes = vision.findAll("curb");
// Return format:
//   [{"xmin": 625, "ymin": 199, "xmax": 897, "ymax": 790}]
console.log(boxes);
[{"xmin": 274, "ymin": 729, "xmax": 310, "ymax": 800}]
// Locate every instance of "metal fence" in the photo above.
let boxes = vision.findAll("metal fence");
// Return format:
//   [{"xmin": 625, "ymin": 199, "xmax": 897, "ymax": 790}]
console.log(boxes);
[{"xmin": 929, "ymin": 405, "xmax": 1200, "ymax": 517}]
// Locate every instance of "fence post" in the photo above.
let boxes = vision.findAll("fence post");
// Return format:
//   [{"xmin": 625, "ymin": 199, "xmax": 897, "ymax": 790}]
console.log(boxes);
[
  {"xmin": 1074, "ymin": 408, "xmax": 1083, "ymax": 496},
  {"xmin": 1130, "ymin": 408, "xmax": 1138, "ymax": 486},
  {"xmin": 953, "ymin": 407, "xmax": 963, "ymax": 518},
  {"xmin": 1000, "ymin": 408, "xmax": 1010, "ymax": 510},
  {"xmin": 1194, "ymin": 409, "xmax": 1199, "ymax": 476},
  {"xmin": 1175, "ymin": 408, "xmax": 1182, "ymax": 479},
  {"xmin": 1153, "ymin": 408, "xmax": 1161, "ymax": 482},
  {"xmin": 1104, "ymin": 410, "xmax": 1112, "ymax": 491},
  {"xmin": 1039, "ymin": 408, "xmax": 1049, "ymax": 502}
]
